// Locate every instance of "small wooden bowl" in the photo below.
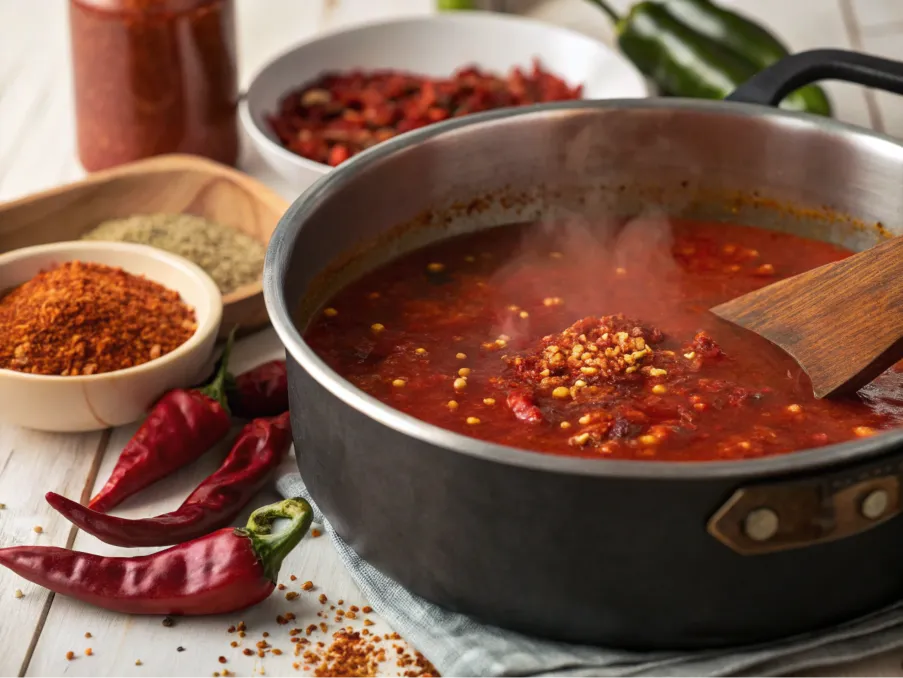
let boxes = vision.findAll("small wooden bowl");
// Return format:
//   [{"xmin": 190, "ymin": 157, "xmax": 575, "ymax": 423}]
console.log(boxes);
[{"xmin": 0, "ymin": 154, "xmax": 289, "ymax": 339}]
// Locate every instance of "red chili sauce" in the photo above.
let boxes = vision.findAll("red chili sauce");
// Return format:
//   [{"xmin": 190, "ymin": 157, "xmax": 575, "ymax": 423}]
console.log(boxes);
[{"xmin": 305, "ymin": 219, "xmax": 903, "ymax": 461}]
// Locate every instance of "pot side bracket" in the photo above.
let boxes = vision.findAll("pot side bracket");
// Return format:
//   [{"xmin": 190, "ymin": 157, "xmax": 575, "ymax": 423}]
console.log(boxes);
[{"xmin": 707, "ymin": 462, "xmax": 902, "ymax": 555}]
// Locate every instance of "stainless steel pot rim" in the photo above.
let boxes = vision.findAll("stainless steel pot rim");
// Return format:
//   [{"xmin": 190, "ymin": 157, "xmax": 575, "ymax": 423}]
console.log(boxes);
[{"xmin": 265, "ymin": 97, "xmax": 903, "ymax": 480}]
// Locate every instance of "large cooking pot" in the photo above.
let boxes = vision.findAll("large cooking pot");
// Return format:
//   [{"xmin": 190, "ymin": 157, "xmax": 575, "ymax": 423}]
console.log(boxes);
[{"xmin": 265, "ymin": 50, "xmax": 903, "ymax": 649}]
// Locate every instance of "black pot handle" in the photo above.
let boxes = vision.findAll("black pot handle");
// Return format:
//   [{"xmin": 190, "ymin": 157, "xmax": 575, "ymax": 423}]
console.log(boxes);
[{"xmin": 727, "ymin": 48, "xmax": 903, "ymax": 107}]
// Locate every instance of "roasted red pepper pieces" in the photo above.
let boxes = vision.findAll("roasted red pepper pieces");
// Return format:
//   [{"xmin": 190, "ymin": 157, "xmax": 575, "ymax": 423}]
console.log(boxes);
[
  {"xmin": 229, "ymin": 360, "xmax": 289, "ymax": 419},
  {"xmin": 47, "ymin": 412, "xmax": 293, "ymax": 547},
  {"xmin": 0, "ymin": 497, "xmax": 312, "ymax": 615},
  {"xmin": 88, "ymin": 334, "xmax": 235, "ymax": 513}
]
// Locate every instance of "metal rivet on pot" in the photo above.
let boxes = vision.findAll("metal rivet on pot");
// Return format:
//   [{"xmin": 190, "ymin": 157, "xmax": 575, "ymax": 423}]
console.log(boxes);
[
  {"xmin": 861, "ymin": 489, "xmax": 889, "ymax": 520},
  {"xmin": 744, "ymin": 508, "xmax": 779, "ymax": 542}
]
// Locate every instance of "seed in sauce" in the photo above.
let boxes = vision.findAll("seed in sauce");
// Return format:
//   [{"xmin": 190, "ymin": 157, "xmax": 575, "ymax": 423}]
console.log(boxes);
[
  {"xmin": 456, "ymin": 352, "xmax": 467, "ymax": 360},
  {"xmin": 392, "ymin": 379, "xmax": 406, "ymax": 388},
  {"xmin": 370, "ymin": 323, "xmax": 385, "ymax": 333},
  {"xmin": 483, "ymin": 398, "xmax": 496, "ymax": 405},
  {"xmin": 447, "ymin": 400, "xmax": 459, "ymax": 409},
  {"xmin": 323, "ymin": 307, "xmax": 338, "ymax": 317},
  {"xmin": 427, "ymin": 263, "xmax": 445, "ymax": 273},
  {"xmin": 453, "ymin": 378, "xmax": 467, "ymax": 390},
  {"xmin": 466, "ymin": 417, "xmax": 481, "ymax": 425},
  {"xmin": 458, "ymin": 368, "xmax": 471, "ymax": 377}
]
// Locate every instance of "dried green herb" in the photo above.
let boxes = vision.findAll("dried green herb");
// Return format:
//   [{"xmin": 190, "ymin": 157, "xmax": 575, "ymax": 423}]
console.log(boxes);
[{"xmin": 82, "ymin": 213, "xmax": 266, "ymax": 295}]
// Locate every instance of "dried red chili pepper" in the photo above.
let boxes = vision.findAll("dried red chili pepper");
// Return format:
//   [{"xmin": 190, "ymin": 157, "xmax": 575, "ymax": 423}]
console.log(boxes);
[
  {"xmin": 47, "ymin": 412, "xmax": 292, "ymax": 547},
  {"xmin": 88, "ymin": 333, "xmax": 236, "ymax": 513},
  {"xmin": 268, "ymin": 60, "xmax": 583, "ymax": 166},
  {"xmin": 0, "ymin": 497, "xmax": 311, "ymax": 616},
  {"xmin": 229, "ymin": 360, "xmax": 289, "ymax": 419}
]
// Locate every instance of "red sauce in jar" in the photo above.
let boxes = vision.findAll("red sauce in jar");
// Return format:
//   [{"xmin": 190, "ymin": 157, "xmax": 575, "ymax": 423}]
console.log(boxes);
[
  {"xmin": 69, "ymin": 0, "xmax": 239, "ymax": 171},
  {"xmin": 305, "ymin": 219, "xmax": 903, "ymax": 462}
]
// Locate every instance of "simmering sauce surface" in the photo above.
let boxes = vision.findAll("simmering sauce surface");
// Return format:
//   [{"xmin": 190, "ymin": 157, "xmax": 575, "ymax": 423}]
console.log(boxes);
[{"xmin": 305, "ymin": 219, "xmax": 903, "ymax": 461}]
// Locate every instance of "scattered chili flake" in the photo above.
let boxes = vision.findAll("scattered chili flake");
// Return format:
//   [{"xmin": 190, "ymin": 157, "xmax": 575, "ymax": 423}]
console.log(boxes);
[
  {"xmin": 302, "ymin": 581, "xmax": 314, "ymax": 591},
  {"xmin": 286, "ymin": 591, "xmax": 299, "ymax": 601},
  {"xmin": 362, "ymin": 606, "xmax": 373, "ymax": 614},
  {"xmin": 218, "ymin": 656, "xmax": 227, "ymax": 664},
  {"xmin": 290, "ymin": 574, "xmax": 297, "ymax": 581},
  {"xmin": 86, "ymin": 648, "xmax": 93, "ymax": 656},
  {"xmin": 257, "ymin": 649, "xmax": 265, "ymax": 658},
  {"xmin": 311, "ymin": 529, "xmax": 322, "ymax": 538},
  {"xmin": 337, "ymin": 599, "xmax": 344, "ymax": 605},
  {"xmin": 256, "ymin": 640, "xmax": 269, "ymax": 649},
  {"xmin": 276, "ymin": 615, "xmax": 287, "ymax": 624},
  {"xmin": 243, "ymin": 649, "xmax": 254, "ymax": 657},
  {"xmin": 66, "ymin": 651, "xmax": 75, "ymax": 661},
  {"xmin": 135, "ymin": 659, "xmax": 143, "ymax": 666},
  {"xmin": 306, "ymin": 624, "xmax": 317, "ymax": 635},
  {"xmin": 230, "ymin": 641, "xmax": 238, "ymax": 648},
  {"xmin": 269, "ymin": 61, "xmax": 582, "ymax": 167},
  {"xmin": 0, "ymin": 503, "xmax": 5, "ymax": 509},
  {"xmin": 364, "ymin": 619, "xmax": 374, "ymax": 626},
  {"xmin": 227, "ymin": 625, "xmax": 236, "ymax": 633},
  {"xmin": 262, "ymin": 632, "xmax": 270, "ymax": 638},
  {"xmin": 319, "ymin": 623, "xmax": 328, "ymax": 633},
  {"xmin": 162, "ymin": 616, "xmax": 175, "ymax": 627},
  {"xmin": 178, "ymin": 647, "xmax": 185, "ymax": 652},
  {"xmin": 318, "ymin": 594, "xmax": 328, "ymax": 604},
  {"xmin": 84, "ymin": 632, "xmax": 92, "ymax": 638},
  {"xmin": 14, "ymin": 589, "xmax": 23, "ymax": 598},
  {"xmin": 278, "ymin": 584, "xmax": 287, "ymax": 591},
  {"xmin": 346, "ymin": 611, "xmax": 357, "ymax": 619},
  {"xmin": 273, "ymin": 649, "xmax": 283, "ymax": 656},
  {"xmin": 238, "ymin": 631, "xmax": 246, "ymax": 638},
  {"xmin": 0, "ymin": 261, "xmax": 197, "ymax": 376},
  {"xmin": 237, "ymin": 622, "xmax": 247, "ymax": 632},
  {"xmin": 285, "ymin": 612, "xmax": 296, "ymax": 621},
  {"xmin": 33, "ymin": 526, "xmax": 43, "ymax": 534}
]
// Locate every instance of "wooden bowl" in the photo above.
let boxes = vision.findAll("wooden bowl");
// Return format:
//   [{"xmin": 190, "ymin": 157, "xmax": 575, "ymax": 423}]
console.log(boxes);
[{"xmin": 0, "ymin": 154, "xmax": 289, "ymax": 339}]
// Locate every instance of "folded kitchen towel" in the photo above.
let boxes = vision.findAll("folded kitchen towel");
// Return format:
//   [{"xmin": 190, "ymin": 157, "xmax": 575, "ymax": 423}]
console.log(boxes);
[{"xmin": 277, "ymin": 471, "xmax": 903, "ymax": 677}]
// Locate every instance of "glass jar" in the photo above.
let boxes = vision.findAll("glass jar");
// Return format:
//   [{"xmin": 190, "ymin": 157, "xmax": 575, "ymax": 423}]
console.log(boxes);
[{"xmin": 69, "ymin": 0, "xmax": 239, "ymax": 172}]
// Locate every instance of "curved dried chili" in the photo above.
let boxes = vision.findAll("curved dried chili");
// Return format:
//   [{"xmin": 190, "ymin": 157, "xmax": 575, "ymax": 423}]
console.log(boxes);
[
  {"xmin": 0, "ymin": 498, "xmax": 312, "ymax": 615},
  {"xmin": 48, "ymin": 412, "xmax": 292, "ymax": 547},
  {"xmin": 88, "ymin": 332, "xmax": 235, "ymax": 513}
]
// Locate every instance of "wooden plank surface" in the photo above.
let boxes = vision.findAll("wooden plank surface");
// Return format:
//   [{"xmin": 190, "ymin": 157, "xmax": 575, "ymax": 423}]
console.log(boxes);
[{"xmin": 0, "ymin": 427, "xmax": 107, "ymax": 676}]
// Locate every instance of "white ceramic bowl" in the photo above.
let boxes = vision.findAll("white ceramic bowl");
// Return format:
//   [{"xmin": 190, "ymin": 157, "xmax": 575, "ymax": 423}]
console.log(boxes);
[
  {"xmin": 0, "ymin": 242, "xmax": 223, "ymax": 432},
  {"xmin": 241, "ymin": 11, "xmax": 648, "ymax": 190}
]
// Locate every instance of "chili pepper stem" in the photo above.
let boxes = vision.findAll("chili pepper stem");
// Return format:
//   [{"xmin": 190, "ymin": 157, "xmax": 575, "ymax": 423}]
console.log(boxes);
[
  {"xmin": 586, "ymin": 0, "xmax": 620, "ymax": 23},
  {"xmin": 199, "ymin": 327, "xmax": 237, "ymax": 412},
  {"xmin": 239, "ymin": 497, "xmax": 313, "ymax": 582}
]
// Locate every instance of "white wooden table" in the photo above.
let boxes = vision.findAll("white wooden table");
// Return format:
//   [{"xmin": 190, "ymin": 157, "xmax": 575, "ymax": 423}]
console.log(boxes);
[{"xmin": 3, "ymin": 1, "xmax": 903, "ymax": 675}]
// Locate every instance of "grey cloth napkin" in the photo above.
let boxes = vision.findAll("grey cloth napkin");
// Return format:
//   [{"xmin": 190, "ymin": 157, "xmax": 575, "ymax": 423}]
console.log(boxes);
[{"xmin": 277, "ymin": 471, "xmax": 903, "ymax": 677}]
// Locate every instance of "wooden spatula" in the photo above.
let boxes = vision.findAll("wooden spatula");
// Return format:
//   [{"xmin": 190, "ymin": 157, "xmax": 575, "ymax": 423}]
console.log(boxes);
[{"xmin": 710, "ymin": 235, "xmax": 903, "ymax": 399}]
